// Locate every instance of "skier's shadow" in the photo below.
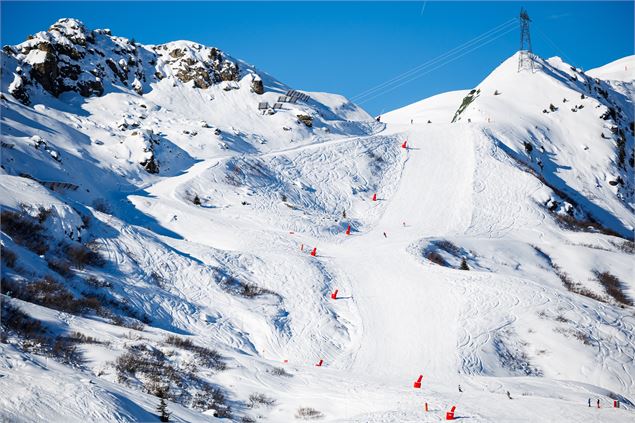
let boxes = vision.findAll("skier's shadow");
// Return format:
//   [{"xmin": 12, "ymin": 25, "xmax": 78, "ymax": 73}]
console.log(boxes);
[{"xmin": 334, "ymin": 296, "xmax": 353, "ymax": 300}]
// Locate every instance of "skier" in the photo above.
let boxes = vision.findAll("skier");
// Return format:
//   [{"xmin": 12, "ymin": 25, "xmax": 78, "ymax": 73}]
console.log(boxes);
[
  {"xmin": 410, "ymin": 119, "xmax": 413, "ymax": 124},
  {"xmin": 383, "ymin": 232, "xmax": 387, "ymax": 238},
  {"xmin": 597, "ymin": 399, "xmax": 600, "ymax": 408},
  {"xmin": 588, "ymin": 398, "xmax": 591, "ymax": 407},
  {"xmin": 506, "ymin": 391, "xmax": 512, "ymax": 400},
  {"xmin": 402, "ymin": 222, "xmax": 406, "ymax": 227},
  {"xmin": 458, "ymin": 385, "xmax": 463, "ymax": 393}
]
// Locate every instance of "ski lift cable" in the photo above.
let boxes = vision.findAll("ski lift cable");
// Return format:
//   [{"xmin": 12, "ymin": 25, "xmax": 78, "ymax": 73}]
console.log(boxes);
[
  {"xmin": 356, "ymin": 25, "xmax": 517, "ymax": 105},
  {"xmin": 351, "ymin": 18, "xmax": 517, "ymax": 102}
]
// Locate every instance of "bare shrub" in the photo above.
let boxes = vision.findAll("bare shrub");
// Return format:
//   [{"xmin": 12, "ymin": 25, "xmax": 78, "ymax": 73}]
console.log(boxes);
[
  {"xmin": 1, "ymin": 245, "xmax": 17, "ymax": 268},
  {"xmin": 269, "ymin": 366, "xmax": 293, "ymax": 377},
  {"xmin": 1, "ymin": 277, "xmax": 101, "ymax": 315},
  {"xmin": 555, "ymin": 315, "xmax": 570, "ymax": 323},
  {"xmin": 296, "ymin": 407, "xmax": 324, "ymax": 420},
  {"xmin": 1, "ymin": 210, "xmax": 48, "ymax": 254},
  {"xmin": 594, "ymin": 271, "xmax": 633, "ymax": 306},
  {"xmin": 611, "ymin": 240, "xmax": 635, "ymax": 254},
  {"xmin": 92, "ymin": 199, "xmax": 111, "ymax": 214},
  {"xmin": 220, "ymin": 275, "xmax": 276, "ymax": 299},
  {"xmin": 492, "ymin": 330, "xmax": 542, "ymax": 376},
  {"xmin": 66, "ymin": 331, "xmax": 106, "ymax": 344},
  {"xmin": 532, "ymin": 251, "xmax": 606, "ymax": 302},
  {"xmin": 1, "ymin": 302, "xmax": 83, "ymax": 365},
  {"xmin": 85, "ymin": 276, "xmax": 112, "ymax": 288},
  {"xmin": 191, "ymin": 384, "xmax": 231, "ymax": 417},
  {"xmin": 425, "ymin": 251, "xmax": 447, "ymax": 267},
  {"xmin": 64, "ymin": 243, "xmax": 104, "ymax": 268},
  {"xmin": 240, "ymin": 282, "xmax": 275, "ymax": 298},
  {"xmin": 165, "ymin": 335, "xmax": 225, "ymax": 370},
  {"xmin": 435, "ymin": 240, "xmax": 461, "ymax": 256},
  {"xmin": 1, "ymin": 302, "xmax": 46, "ymax": 339},
  {"xmin": 553, "ymin": 212, "xmax": 622, "ymax": 238},
  {"xmin": 51, "ymin": 337, "xmax": 83, "ymax": 365},
  {"xmin": 248, "ymin": 393, "xmax": 276, "ymax": 408},
  {"xmin": 573, "ymin": 330, "xmax": 594, "ymax": 346},
  {"xmin": 47, "ymin": 258, "xmax": 73, "ymax": 277},
  {"xmin": 115, "ymin": 345, "xmax": 231, "ymax": 417}
]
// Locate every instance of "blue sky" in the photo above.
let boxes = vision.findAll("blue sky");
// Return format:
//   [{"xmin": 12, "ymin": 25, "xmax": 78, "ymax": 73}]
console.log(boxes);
[{"xmin": 1, "ymin": 1, "xmax": 633, "ymax": 115}]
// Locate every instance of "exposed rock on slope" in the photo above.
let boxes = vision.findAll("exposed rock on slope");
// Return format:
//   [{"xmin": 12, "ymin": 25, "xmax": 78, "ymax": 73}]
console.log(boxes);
[{"xmin": 2, "ymin": 18, "xmax": 245, "ymax": 102}]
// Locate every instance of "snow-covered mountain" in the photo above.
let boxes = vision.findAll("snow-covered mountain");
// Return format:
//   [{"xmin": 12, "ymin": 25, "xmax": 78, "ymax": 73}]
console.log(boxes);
[{"xmin": 1, "ymin": 18, "xmax": 634, "ymax": 422}]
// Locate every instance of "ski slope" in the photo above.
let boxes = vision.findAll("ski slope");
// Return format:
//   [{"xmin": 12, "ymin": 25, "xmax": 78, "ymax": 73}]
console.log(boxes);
[{"xmin": 1, "ymin": 19, "xmax": 634, "ymax": 422}]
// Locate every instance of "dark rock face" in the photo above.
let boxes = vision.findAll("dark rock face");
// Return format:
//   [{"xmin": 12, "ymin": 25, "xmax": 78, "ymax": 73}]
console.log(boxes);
[
  {"xmin": 141, "ymin": 156, "xmax": 159, "ymax": 174},
  {"xmin": 106, "ymin": 59, "xmax": 128, "ymax": 84},
  {"xmin": 2, "ymin": 18, "xmax": 257, "ymax": 102},
  {"xmin": 251, "ymin": 77, "xmax": 264, "ymax": 95},
  {"xmin": 297, "ymin": 114, "xmax": 313, "ymax": 127},
  {"xmin": 77, "ymin": 79, "xmax": 104, "ymax": 97},
  {"xmin": 28, "ymin": 44, "xmax": 60, "ymax": 95},
  {"xmin": 9, "ymin": 74, "xmax": 30, "ymax": 105}
]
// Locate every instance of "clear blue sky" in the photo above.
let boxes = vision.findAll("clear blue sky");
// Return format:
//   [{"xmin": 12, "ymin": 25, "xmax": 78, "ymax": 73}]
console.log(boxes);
[{"xmin": 1, "ymin": 1, "xmax": 633, "ymax": 115}]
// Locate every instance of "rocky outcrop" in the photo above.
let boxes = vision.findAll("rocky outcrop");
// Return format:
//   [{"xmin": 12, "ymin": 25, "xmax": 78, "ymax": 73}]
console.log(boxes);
[
  {"xmin": 297, "ymin": 114, "xmax": 313, "ymax": 127},
  {"xmin": 1, "ymin": 18, "xmax": 254, "ymax": 102},
  {"xmin": 8, "ymin": 72, "xmax": 30, "ymax": 105},
  {"xmin": 251, "ymin": 75, "xmax": 264, "ymax": 95},
  {"xmin": 160, "ymin": 44, "xmax": 239, "ymax": 88}
]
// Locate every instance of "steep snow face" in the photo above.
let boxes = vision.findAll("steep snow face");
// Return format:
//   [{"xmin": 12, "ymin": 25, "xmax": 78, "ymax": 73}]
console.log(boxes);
[
  {"xmin": 447, "ymin": 53, "xmax": 634, "ymax": 237},
  {"xmin": 382, "ymin": 89, "xmax": 470, "ymax": 124},
  {"xmin": 1, "ymin": 17, "xmax": 635, "ymax": 422},
  {"xmin": 587, "ymin": 55, "xmax": 635, "ymax": 82}
]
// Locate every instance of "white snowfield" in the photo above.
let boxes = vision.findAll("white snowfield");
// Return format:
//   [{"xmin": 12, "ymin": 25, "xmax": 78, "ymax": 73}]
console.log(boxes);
[{"xmin": 1, "ymin": 19, "xmax": 634, "ymax": 422}]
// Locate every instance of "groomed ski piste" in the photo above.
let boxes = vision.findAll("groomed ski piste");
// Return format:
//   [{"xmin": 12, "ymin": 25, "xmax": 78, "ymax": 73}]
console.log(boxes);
[{"xmin": 1, "ymin": 19, "xmax": 634, "ymax": 422}]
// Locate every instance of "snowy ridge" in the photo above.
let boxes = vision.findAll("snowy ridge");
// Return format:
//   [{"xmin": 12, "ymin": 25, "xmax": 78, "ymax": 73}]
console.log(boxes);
[{"xmin": 1, "ymin": 18, "xmax": 635, "ymax": 422}]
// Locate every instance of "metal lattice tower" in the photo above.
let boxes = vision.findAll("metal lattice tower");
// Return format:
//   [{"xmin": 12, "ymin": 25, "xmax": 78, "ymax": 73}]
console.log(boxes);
[{"xmin": 518, "ymin": 8, "xmax": 535, "ymax": 72}]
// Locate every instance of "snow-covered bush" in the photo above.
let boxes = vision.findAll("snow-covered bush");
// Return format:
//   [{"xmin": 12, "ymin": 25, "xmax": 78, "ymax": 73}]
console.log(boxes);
[
  {"xmin": 248, "ymin": 393, "xmax": 276, "ymax": 408},
  {"xmin": 295, "ymin": 407, "xmax": 324, "ymax": 420}
]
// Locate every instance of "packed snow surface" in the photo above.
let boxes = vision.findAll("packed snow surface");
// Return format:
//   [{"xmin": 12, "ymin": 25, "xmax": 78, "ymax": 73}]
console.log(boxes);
[{"xmin": 1, "ymin": 19, "xmax": 634, "ymax": 422}]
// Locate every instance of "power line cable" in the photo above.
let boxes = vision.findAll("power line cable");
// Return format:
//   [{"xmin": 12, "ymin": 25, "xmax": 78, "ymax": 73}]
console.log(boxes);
[
  {"xmin": 351, "ymin": 18, "xmax": 517, "ymax": 102},
  {"xmin": 356, "ymin": 25, "xmax": 517, "ymax": 105}
]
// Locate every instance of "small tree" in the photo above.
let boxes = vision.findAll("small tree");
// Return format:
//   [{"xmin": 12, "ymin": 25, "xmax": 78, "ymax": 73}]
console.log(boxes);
[
  {"xmin": 156, "ymin": 388, "xmax": 171, "ymax": 422},
  {"xmin": 193, "ymin": 195, "xmax": 201, "ymax": 206},
  {"xmin": 459, "ymin": 257, "xmax": 469, "ymax": 271}
]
